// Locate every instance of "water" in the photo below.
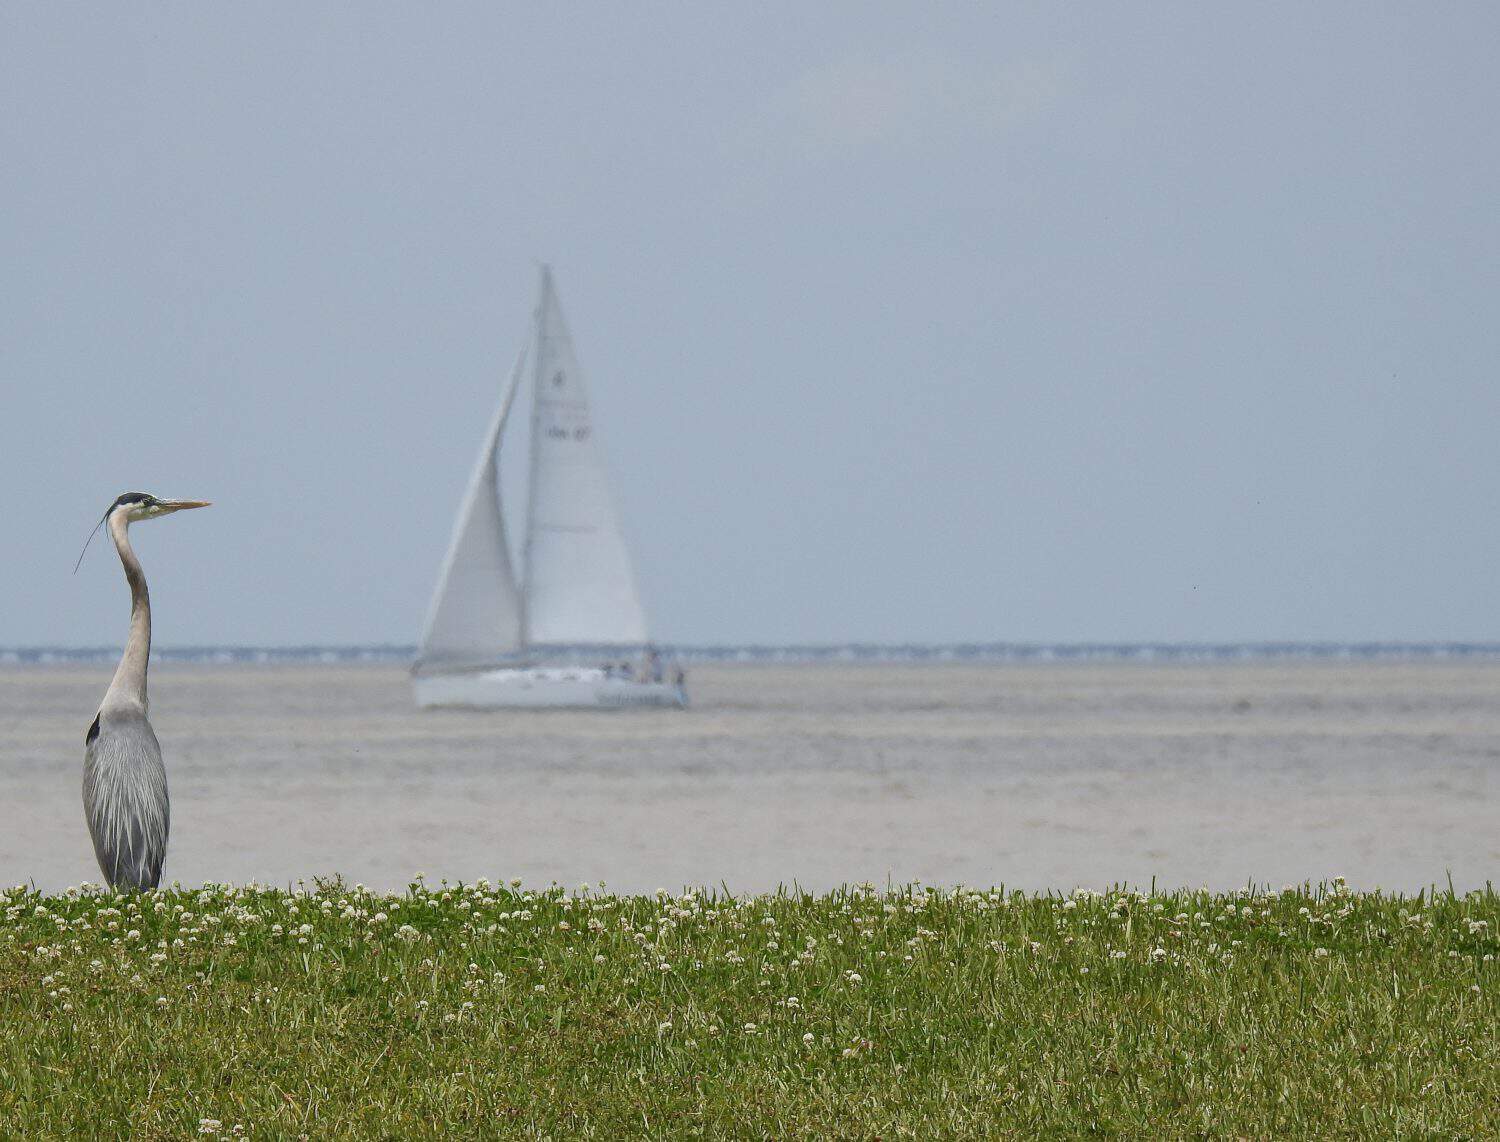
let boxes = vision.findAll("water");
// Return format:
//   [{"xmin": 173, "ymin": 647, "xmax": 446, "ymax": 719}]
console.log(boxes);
[{"xmin": 1, "ymin": 661, "xmax": 1494, "ymax": 893}]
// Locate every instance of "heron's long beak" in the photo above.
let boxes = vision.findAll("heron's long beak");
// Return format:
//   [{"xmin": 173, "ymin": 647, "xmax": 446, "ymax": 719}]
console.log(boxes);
[{"xmin": 159, "ymin": 500, "xmax": 212, "ymax": 513}]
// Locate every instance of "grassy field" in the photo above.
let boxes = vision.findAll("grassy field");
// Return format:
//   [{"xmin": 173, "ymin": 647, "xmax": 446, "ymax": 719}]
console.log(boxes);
[{"xmin": 0, "ymin": 878, "xmax": 1494, "ymax": 1138}]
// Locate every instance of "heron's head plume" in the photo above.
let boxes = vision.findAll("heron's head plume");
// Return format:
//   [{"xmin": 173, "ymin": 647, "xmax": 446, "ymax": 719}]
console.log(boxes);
[{"xmin": 74, "ymin": 493, "xmax": 211, "ymax": 572}]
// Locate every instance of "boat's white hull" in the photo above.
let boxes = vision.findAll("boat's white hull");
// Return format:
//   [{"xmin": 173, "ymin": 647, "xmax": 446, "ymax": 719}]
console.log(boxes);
[{"xmin": 413, "ymin": 667, "xmax": 687, "ymax": 710}]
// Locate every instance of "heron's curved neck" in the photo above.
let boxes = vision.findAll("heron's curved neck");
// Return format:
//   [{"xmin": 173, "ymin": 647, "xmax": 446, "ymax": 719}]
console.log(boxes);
[{"xmin": 105, "ymin": 511, "xmax": 150, "ymax": 710}]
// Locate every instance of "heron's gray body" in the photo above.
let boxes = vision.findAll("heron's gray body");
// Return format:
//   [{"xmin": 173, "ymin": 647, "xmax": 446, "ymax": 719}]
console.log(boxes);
[
  {"xmin": 82, "ymin": 705, "xmax": 169, "ymax": 891},
  {"xmin": 80, "ymin": 493, "xmax": 207, "ymax": 891}
]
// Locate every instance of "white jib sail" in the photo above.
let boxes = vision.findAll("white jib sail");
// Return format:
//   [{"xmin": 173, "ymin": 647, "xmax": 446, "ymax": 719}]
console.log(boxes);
[
  {"xmin": 522, "ymin": 266, "xmax": 649, "ymax": 646},
  {"xmin": 415, "ymin": 347, "xmax": 527, "ymax": 670}
]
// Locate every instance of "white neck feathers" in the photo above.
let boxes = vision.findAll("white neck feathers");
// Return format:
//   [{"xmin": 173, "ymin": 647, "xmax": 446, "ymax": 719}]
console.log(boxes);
[{"xmin": 102, "ymin": 510, "xmax": 151, "ymax": 712}]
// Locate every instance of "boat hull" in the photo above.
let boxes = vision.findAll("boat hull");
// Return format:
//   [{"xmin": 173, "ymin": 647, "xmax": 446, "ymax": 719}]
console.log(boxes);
[{"xmin": 413, "ymin": 667, "xmax": 687, "ymax": 710}]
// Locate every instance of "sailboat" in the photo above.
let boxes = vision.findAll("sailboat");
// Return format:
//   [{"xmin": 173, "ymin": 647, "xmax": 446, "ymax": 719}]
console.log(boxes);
[{"xmin": 412, "ymin": 266, "xmax": 686, "ymax": 709}]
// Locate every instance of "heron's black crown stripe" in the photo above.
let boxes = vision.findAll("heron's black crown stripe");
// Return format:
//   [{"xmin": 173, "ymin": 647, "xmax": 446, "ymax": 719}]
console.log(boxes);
[
  {"xmin": 113, "ymin": 492, "xmax": 155, "ymax": 508},
  {"xmin": 86, "ymin": 713, "xmax": 100, "ymax": 746}
]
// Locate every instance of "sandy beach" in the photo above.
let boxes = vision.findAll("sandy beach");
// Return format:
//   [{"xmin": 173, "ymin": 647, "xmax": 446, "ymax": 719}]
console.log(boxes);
[{"xmin": 0, "ymin": 661, "xmax": 1494, "ymax": 894}]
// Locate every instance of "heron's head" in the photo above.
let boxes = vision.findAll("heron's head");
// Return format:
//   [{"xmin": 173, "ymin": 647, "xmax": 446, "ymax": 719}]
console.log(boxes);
[
  {"xmin": 74, "ymin": 492, "xmax": 211, "ymax": 573},
  {"xmin": 109, "ymin": 492, "xmax": 212, "ymax": 523}
]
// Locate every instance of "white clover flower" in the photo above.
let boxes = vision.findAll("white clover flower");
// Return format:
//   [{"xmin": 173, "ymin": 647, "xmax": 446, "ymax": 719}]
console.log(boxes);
[
  {"xmin": 197, "ymin": 1119, "xmax": 222, "ymax": 1135},
  {"xmin": 1314, "ymin": 947, "xmax": 1329, "ymax": 958}
]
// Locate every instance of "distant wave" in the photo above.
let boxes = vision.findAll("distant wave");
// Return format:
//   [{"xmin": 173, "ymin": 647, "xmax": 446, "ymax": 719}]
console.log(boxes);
[{"xmin": 6, "ymin": 643, "xmax": 1500, "ymax": 665}]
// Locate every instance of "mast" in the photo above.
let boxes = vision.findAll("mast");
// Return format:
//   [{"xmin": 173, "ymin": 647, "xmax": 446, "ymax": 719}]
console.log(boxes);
[{"xmin": 519, "ymin": 265, "xmax": 547, "ymax": 652}]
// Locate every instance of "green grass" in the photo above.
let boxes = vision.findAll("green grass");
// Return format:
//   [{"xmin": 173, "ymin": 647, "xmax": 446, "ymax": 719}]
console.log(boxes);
[{"xmin": 0, "ymin": 878, "xmax": 1495, "ymax": 1138}]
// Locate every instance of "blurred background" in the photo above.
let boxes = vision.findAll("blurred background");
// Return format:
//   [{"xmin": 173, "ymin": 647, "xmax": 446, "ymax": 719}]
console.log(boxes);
[{"xmin": 1, "ymin": 5, "xmax": 1496, "ymax": 894}]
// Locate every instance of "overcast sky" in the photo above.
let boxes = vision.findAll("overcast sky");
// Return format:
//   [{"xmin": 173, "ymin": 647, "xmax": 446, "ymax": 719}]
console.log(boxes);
[{"xmin": 2, "ymin": 5, "xmax": 1496, "ymax": 647}]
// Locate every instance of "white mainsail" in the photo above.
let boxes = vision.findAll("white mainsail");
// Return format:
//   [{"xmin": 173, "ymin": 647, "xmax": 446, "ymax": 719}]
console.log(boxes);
[
  {"xmin": 414, "ymin": 348, "xmax": 527, "ymax": 670},
  {"xmin": 522, "ymin": 266, "xmax": 649, "ymax": 647}
]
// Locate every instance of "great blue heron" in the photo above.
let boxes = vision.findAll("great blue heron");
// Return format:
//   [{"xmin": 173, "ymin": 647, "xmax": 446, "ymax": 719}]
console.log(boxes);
[{"xmin": 78, "ymin": 492, "xmax": 209, "ymax": 890}]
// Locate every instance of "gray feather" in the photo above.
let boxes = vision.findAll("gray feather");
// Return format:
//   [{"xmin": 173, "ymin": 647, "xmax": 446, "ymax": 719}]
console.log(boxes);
[{"xmin": 82, "ymin": 707, "xmax": 169, "ymax": 891}]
